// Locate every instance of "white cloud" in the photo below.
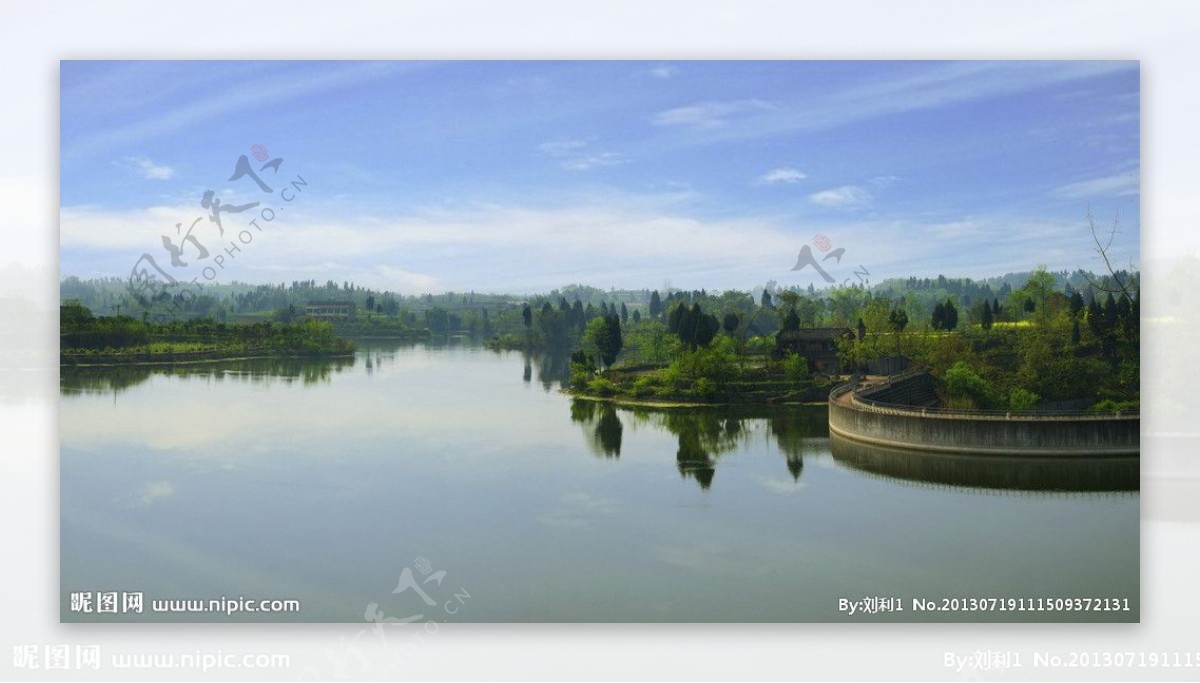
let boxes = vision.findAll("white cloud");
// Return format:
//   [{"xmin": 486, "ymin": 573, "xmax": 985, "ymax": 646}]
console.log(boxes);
[
  {"xmin": 1051, "ymin": 170, "xmax": 1140, "ymax": 199},
  {"xmin": 809, "ymin": 185, "xmax": 871, "ymax": 208},
  {"xmin": 60, "ymin": 197, "xmax": 796, "ymax": 293},
  {"xmin": 651, "ymin": 99, "xmax": 774, "ymax": 130},
  {"xmin": 561, "ymin": 153, "xmax": 625, "ymax": 171},
  {"xmin": 123, "ymin": 156, "xmax": 175, "ymax": 180},
  {"xmin": 535, "ymin": 139, "xmax": 588, "ymax": 156},
  {"xmin": 536, "ymin": 138, "xmax": 625, "ymax": 172},
  {"xmin": 647, "ymin": 64, "xmax": 677, "ymax": 79},
  {"xmin": 759, "ymin": 167, "xmax": 807, "ymax": 185},
  {"xmin": 59, "ymin": 195, "xmax": 1140, "ymax": 292},
  {"xmin": 136, "ymin": 481, "xmax": 174, "ymax": 506}
]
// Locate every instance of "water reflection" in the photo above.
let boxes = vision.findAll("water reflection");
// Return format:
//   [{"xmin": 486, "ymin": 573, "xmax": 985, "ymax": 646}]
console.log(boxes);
[
  {"xmin": 524, "ymin": 348, "xmax": 572, "ymax": 391},
  {"xmin": 59, "ymin": 341, "xmax": 1140, "ymax": 621},
  {"xmin": 569, "ymin": 400, "xmax": 623, "ymax": 458},
  {"xmin": 60, "ymin": 355, "xmax": 357, "ymax": 396},
  {"xmin": 570, "ymin": 401, "xmax": 828, "ymax": 490},
  {"xmin": 829, "ymin": 433, "xmax": 1139, "ymax": 493}
]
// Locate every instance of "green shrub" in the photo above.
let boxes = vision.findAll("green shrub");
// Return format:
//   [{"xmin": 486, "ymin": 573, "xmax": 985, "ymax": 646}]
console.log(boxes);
[
  {"xmin": 587, "ymin": 377, "xmax": 618, "ymax": 397},
  {"xmin": 782, "ymin": 352, "xmax": 809, "ymax": 383},
  {"xmin": 692, "ymin": 377, "xmax": 718, "ymax": 400},
  {"xmin": 631, "ymin": 374, "xmax": 661, "ymax": 397},
  {"xmin": 941, "ymin": 360, "xmax": 994, "ymax": 409},
  {"xmin": 1008, "ymin": 387, "xmax": 1040, "ymax": 411},
  {"xmin": 1090, "ymin": 399, "xmax": 1138, "ymax": 412}
]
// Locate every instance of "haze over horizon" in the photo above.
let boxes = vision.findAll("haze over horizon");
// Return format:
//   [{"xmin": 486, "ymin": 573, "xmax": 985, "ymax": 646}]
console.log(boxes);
[{"xmin": 60, "ymin": 60, "xmax": 1140, "ymax": 295}]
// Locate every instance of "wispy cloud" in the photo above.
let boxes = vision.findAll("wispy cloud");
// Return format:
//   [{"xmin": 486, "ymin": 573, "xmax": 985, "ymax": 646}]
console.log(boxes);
[
  {"xmin": 537, "ymin": 138, "xmax": 625, "ymax": 172},
  {"xmin": 810, "ymin": 185, "xmax": 871, "ymax": 208},
  {"xmin": 1051, "ymin": 169, "xmax": 1140, "ymax": 199},
  {"xmin": 136, "ymin": 481, "xmax": 174, "ymax": 506},
  {"xmin": 647, "ymin": 64, "xmax": 677, "ymax": 79},
  {"xmin": 63, "ymin": 61, "xmax": 424, "ymax": 160},
  {"xmin": 562, "ymin": 153, "xmax": 626, "ymax": 171},
  {"xmin": 122, "ymin": 156, "xmax": 175, "ymax": 180},
  {"xmin": 925, "ymin": 220, "xmax": 982, "ymax": 239},
  {"xmin": 758, "ymin": 167, "xmax": 807, "ymax": 185},
  {"xmin": 651, "ymin": 62, "xmax": 1136, "ymax": 145},
  {"xmin": 652, "ymin": 99, "xmax": 774, "ymax": 130}
]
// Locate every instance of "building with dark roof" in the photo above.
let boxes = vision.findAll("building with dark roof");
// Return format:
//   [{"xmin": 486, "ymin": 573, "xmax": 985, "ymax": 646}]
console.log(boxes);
[{"xmin": 775, "ymin": 327, "xmax": 854, "ymax": 374}]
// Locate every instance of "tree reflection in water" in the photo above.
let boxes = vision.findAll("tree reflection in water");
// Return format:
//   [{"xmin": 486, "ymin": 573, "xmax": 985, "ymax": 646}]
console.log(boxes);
[
  {"xmin": 60, "ymin": 355, "xmax": 357, "ymax": 396},
  {"xmin": 568, "ymin": 400, "xmax": 828, "ymax": 490},
  {"xmin": 569, "ymin": 400, "xmax": 623, "ymax": 458}
]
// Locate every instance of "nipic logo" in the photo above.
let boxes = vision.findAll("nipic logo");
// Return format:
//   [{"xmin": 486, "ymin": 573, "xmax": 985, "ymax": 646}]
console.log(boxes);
[{"xmin": 791, "ymin": 234, "xmax": 868, "ymax": 287}]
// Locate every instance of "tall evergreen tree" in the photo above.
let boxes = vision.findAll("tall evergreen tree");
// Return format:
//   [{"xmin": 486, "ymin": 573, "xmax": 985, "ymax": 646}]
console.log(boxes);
[
  {"xmin": 667, "ymin": 303, "xmax": 686, "ymax": 334},
  {"xmin": 1069, "ymin": 291, "xmax": 1085, "ymax": 318},
  {"xmin": 782, "ymin": 308, "xmax": 801, "ymax": 333}
]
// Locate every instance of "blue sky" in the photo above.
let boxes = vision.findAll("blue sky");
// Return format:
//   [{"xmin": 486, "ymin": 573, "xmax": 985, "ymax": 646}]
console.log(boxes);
[{"xmin": 60, "ymin": 60, "xmax": 1140, "ymax": 294}]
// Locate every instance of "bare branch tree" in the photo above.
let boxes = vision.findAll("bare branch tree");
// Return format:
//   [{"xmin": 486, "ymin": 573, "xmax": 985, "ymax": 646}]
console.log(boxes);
[{"xmin": 1082, "ymin": 206, "xmax": 1134, "ymax": 300}]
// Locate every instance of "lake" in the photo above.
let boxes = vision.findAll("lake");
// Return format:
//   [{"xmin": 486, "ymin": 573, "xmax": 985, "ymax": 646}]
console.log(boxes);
[{"xmin": 60, "ymin": 340, "xmax": 1139, "ymax": 622}]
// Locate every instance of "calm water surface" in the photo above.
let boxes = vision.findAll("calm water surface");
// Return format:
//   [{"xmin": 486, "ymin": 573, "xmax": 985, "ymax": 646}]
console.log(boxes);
[{"xmin": 60, "ymin": 341, "xmax": 1138, "ymax": 622}]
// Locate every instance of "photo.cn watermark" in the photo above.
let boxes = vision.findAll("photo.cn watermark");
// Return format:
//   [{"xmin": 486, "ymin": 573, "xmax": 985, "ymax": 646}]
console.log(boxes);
[{"xmin": 126, "ymin": 144, "xmax": 308, "ymax": 322}]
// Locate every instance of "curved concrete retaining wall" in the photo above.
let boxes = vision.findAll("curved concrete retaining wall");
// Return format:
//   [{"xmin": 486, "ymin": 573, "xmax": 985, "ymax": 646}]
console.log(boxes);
[
  {"xmin": 828, "ymin": 377, "xmax": 1139, "ymax": 456},
  {"xmin": 829, "ymin": 433, "xmax": 1139, "ymax": 490}
]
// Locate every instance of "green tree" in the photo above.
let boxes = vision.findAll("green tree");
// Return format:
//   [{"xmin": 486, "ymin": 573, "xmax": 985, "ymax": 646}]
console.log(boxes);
[
  {"xmin": 722, "ymin": 312, "xmax": 740, "ymax": 333},
  {"xmin": 649, "ymin": 290, "xmax": 662, "ymax": 318},
  {"xmin": 781, "ymin": 308, "xmax": 801, "ymax": 333},
  {"xmin": 584, "ymin": 315, "xmax": 624, "ymax": 368},
  {"xmin": 1069, "ymin": 291, "xmax": 1084, "ymax": 318},
  {"xmin": 888, "ymin": 307, "xmax": 908, "ymax": 354}
]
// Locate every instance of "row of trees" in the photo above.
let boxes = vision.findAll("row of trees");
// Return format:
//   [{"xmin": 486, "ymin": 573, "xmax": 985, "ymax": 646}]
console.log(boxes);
[{"xmin": 61, "ymin": 301, "xmax": 354, "ymax": 357}]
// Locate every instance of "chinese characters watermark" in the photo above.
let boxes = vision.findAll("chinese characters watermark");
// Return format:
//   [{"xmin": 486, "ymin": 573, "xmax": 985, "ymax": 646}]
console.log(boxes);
[{"xmin": 126, "ymin": 145, "xmax": 308, "ymax": 322}]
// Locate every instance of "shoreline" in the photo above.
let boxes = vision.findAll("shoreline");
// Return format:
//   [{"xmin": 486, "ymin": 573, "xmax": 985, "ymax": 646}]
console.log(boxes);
[
  {"xmin": 563, "ymin": 389, "xmax": 829, "ymax": 409},
  {"xmin": 60, "ymin": 351, "xmax": 355, "ymax": 368}
]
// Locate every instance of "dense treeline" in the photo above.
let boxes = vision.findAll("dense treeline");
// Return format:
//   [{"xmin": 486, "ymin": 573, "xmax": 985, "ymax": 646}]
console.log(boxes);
[{"xmin": 62, "ymin": 264, "xmax": 1139, "ymax": 407}]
